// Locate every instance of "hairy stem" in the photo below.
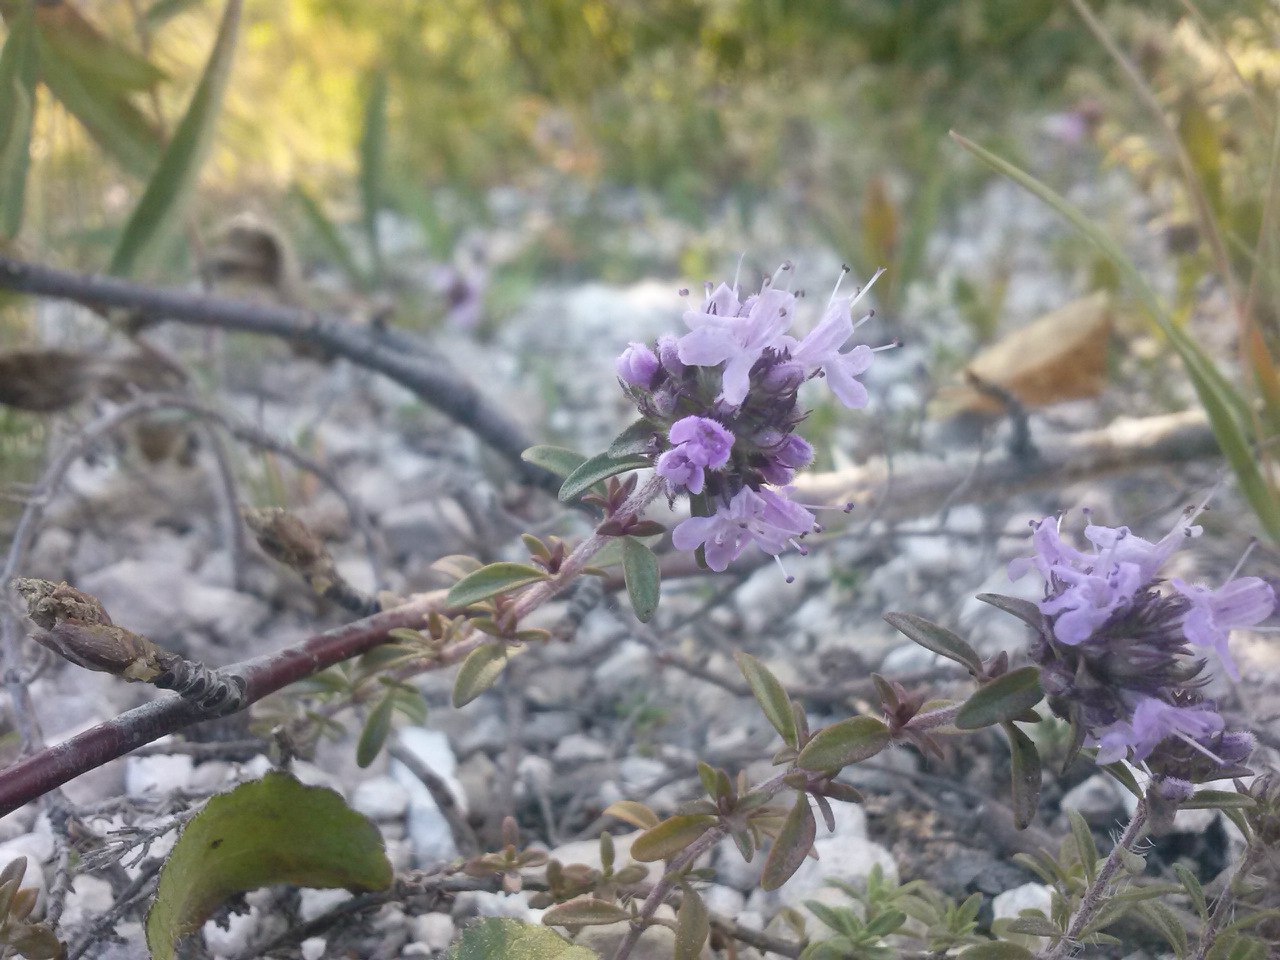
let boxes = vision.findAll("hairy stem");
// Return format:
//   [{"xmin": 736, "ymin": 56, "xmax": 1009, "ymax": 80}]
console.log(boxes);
[
  {"xmin": 1038, "ymin": 800, "xmax": 1148, "ymax": 960},
  {"xmin": 1191, "ymin": 844, "xmax": 1263, "ymax": 960}
]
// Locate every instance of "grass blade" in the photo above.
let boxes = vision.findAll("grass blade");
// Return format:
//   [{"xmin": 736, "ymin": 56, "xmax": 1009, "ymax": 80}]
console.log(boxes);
[
  {"xmin": 359, "ymin": 69, "xmax": 387, "ymax": 280},
  {"xmin": 0, "ymin": 5, "xmax": 38, "ymax": 240},
  {"xmin": 109, "ymin": 0, "xmax": 242, "ymax": 277}
]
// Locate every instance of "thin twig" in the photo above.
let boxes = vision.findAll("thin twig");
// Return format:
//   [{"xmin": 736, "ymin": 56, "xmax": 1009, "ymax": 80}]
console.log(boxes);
[
  {"xmin": 1191, "ymin": 844, "xmax": 1264, "ymax": 960},
  {"xmin": 0, "ymin": 255, "xmax": 556, "ymax": 493},
  {"xmin": 388, "ymin": 741, "xmax": 479, "ymax": 858}
]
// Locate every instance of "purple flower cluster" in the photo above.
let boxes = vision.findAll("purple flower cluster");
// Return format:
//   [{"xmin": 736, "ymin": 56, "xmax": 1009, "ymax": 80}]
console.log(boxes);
[
  {"xmin": 616, "ymin": 265, "xmax": 887, "ymax": 573},
  {"xmin": 1010, "ymin": 511, "xmax": 1274, "ymax": 779}
]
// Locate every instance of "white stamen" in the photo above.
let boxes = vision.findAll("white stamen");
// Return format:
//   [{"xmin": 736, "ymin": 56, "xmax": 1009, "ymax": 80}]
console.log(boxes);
[
  {"xmin": 848, "ymin": 266, "xmax": 887, "ymax": 309},
  {"xmin": 828, "ymin": 264, "xmax": 851, "ymax": 305},
  {"xmin": 788, "ymin": 538, "xmax": 809, "ymax": 556},
  {"xmin": 1226, "ymin": 538, "xmax": 1259, "ymax": 582},
  {"xmin": 870, "ymin": 339, "xmax": 902, "ymax": 353},
  {"xmin": 773, "ymin": 554, "xmax": 796, "ymax": 584},
  {"xmin": 852, "ymin": 309, "xmax": 875, "ymax": 331},
  {"xmin": 1175, "ymin": 731, "xmax": 1225, "ymax": 765},
  {"xmin": 732, "ymin": 252, "xmax": 746, "ymax": 293}
]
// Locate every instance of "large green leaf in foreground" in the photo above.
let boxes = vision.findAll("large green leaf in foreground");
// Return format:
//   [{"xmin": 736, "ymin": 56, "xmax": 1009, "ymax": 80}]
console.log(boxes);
[{"xmin": 146, "ymin": 771, "xmax": 393, "ymax": 960}]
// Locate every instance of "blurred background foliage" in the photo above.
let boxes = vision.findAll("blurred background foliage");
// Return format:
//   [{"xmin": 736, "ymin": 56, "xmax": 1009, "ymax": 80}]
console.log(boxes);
[{"xmin": 2, "ymin": 0, "xmax": 1272, "ymax": 280}]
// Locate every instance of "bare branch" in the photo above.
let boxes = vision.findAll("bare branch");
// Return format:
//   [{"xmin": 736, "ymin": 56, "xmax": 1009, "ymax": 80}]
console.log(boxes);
[{"xmin": 0, "ymin": 255, "xmax": 556, "ymax": 493}]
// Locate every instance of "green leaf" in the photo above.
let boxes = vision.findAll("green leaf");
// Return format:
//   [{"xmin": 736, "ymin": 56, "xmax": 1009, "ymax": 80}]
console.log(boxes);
[
  {"xmin": 761, "ymin": 793, "xmax": 816, "ymax": 891},
  {"xmin": 446, "ymin": 562, "xmax": 548, "ymax": 608},
  {"xmin": 735, "ymin": 652, "xmax": 797, "ymax": 749},
  {"xmin": 1005, "ymin": 721, "xmax": 1042, "ymax": 831},
  {"xmin": 796, "ymin": 716, "xmax": 891, "ymax": 773},
  {"xmin": 975, "ymin": 594, "xmax": 1045, "ymax": 632},
  {"xmin": 109, "ymin": 0, "xmax": 242, "ymax": 277},
  {"xmin": 630, "ymin": 815, "xmax": 717, "ymax": 862},
  {"xmin": 33, "ymin": 31, "xmax": 160, "ymax": 177},
  {"xmin": 951, "ymin": 131, "xmax": 1280, "ymax": 546},
  {"xmin": 452, "ymin": 643, "xmax": 515, "ymax": 708},
  {"xmin": 541, "ymin": 897, "xmax": 629, "ymax": 927},
  {"xmin": 1004, "ymin": 916, "xmax": 1059, "ymax": 938},
  {"xmin": 558, "ymin": 452, "xmax": 650, "ymax": 503},
  {"xmin": 521, "ymin": 445, "xmax": 588, "ymax": 479},
  {"xmin": 451, "ymin": 918, "xmax": 594, "ymax": 960},
  {"xmin": 0, "ymin": 4, "xmax": 37, "ymax": 240},
  {"xmin": 356, "ymin": 694, "xmax": 395, "ymax": 768},
  {"xmin": 883, "ymin": 612, "xmax": 983, "ymax": 674},
  {"xmin": 955, "ymin": 667, "xmax": 1043, "ymax": 730},
  {"xmin": 1101, "ymin": 762, "xmax": 1144, "ymax": 801},
  {"xmin": 1180, "ymin": 789, "xmax": 1256, "ymax": 810},
  {"xmin": 958, "ymin": 943, "xmax": 1035, "ymax": 960},
  {"xmin": 607, "ymin": 418, "xmax": 658, "ymax": 457},
  {"xmin": 675, "ymin": 888, "xmax": 710, "ymax": 960},
  {"xmin": 290, "ymin": 183, "xmax": 367, "ymax": 288},
  {"xmin": 1134, "ymin": 900, "xmax": 1188, "ymax": 957},
  {"xmin": 146, "ymin": 771, "xmax": 391, "ymax": 960},
  {"xmin": 601, "ymin": 800, "xmax": 659, "ymax": 830},
  {"xmin": 1067, "ymin": 809, "xmax": 1097, "ymax": 881},
  {"xmin": 144, "ymin": 0, "xmax": 209, "ymax": 28},
  {"xmin": 621, "ymin": 536, "xmax": 660, "ymax": 623},
  {"xmin": 359, "ymin": 69, "xmax": 387, "ymax": 278},
  {"xmin": 35, "ymin": 5, "xmax": 165, "ymax": 92},
  {"xmin": 1174, "ymin": 864, "xmax": 1206, "ymax": 919}
]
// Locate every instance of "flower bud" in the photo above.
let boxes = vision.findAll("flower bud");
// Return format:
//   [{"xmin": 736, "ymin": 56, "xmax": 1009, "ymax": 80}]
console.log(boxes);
[{"xmin": 615, "ymin": 342, "xmax": 660, "ymax": 388}]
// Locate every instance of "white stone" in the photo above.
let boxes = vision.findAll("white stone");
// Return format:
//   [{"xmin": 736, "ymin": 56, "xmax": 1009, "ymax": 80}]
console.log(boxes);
[
  {"xmin": 1059, "ymin": 775, "xmax": 1125, "ymax": 825},
  {"xmin": 300, "ymin": 889, "xmax": 353, "ymax": 922},
  {"xmin": 993, "ymin": 882, "xmax": 1054, "ymax": 921},
  {"xmin": 411, "ymin": 912, "xmax": 455, "ymax": 952},
  {"xmin": 593, "ymin": 641, "xmax": 650, "ymax": 696},
  {"xmin": 453, "ymin": 890, "xmax": 535, "ymax": 922},
  {"xmin": 552, "ymin": 734, "xmax": 610, "ymax": 764},
  {"xmin": 186, "ymin": 761, "xmax": 235, "ymax": 794},
  {"xmin": 353, "ymin": 777, "xmax": 410, "ymax": 821},
  {"xmin": 300, "ymin": 937, "xmax": 326, "ymax": 960},
  {"xmin": 202, "ymin": 910, "xmax": 258, "ymax": 958},
  {"xmin": 391, "ymin": 729, "xmax": 467, "ymax": 864},
  {"xmin": 777, "ymin": 836, "xmax": 897, "ymax": 912},
  {"xmin": 0, "ymin": 806, "xmax": 37, "ymax": 843},
  {"xmin": 700, "ymin": 884, "xmax": 745, "ymax": 919},
  {"xmin": 291, "ymin": 760, "xmax": 346, "ymax": 795},
  {"xmin": 61, "ymin": 875, "xmax": 115, "ymax": 927},
  {"xmin": 125, "ymin": 755, "xmax": 195, "ymax": 797}
]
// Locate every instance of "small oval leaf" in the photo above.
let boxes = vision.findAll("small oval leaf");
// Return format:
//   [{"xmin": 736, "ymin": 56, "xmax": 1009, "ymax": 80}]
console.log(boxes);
[
  {"xmin": 607, "ymin": 418, "xmax": 658, "ymax": 457},
  {"xmin": 796, "ymin": 716, "xmax": 891, "ymax": 773},
  {"xmin": 975, "ymin": 594, "xmax": 1046, "ymax": 631},
  {"xmin": 761, "ymin": 793, "xmax": 816, "ymax": 891},
  {"xmin": 542, "ymin": 897, "xmax": 630, "ymax": 928},
  {"xmin": 559, "ymin": 452, "xmax": 650, "ymax": 503},
  {"xmin": 452, "ymin": 643, "xmax": 513, "ymax": 708},
  {"xmin": 622, "ymin": 537, "xmax": 660, "ymax": 623},
  {"xmin": 356, "ymin": 694, "xmax": 395, "ymax": 768},
  {"xmin": 883, "ymin": 612, "xmax": 984, "ymax": 674},
  {"xmin": 446, "ymin": 562, "xmax": 548, "ymax": 608},
  {"xmin": 630, "ymin": 815, "xmax": 717, "ymax": 863},
  {"xmin": 675, "ymin": 888, "xmax": 710, "ymax": 960},
  {"xmin": 602, "ymin": 800, "xmax": 660, "ymax": 830},
  {"xmin": 955, "ymin": 667, "xmax": 1044, "ymax": 730},
  {"xmin": 736, "ymin": 652, "xmax": 797, "ymax": 748},
  {"xmin": 522, "ymin": 445, "xmax": 589, "ymax": 479},
  {"xmin": 1005, "ymin": 721, "xmax": 1042, "ymax": 831}
]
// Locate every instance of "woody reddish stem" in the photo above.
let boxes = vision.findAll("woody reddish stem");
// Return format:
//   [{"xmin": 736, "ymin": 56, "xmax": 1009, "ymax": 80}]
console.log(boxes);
[
  {"xmin": 512, "ymin": 475, "xmax": 665, "ymax": 621},
  {"xmin": 0, "ymin": 594, "xmax": 442, "ymax": 817}
]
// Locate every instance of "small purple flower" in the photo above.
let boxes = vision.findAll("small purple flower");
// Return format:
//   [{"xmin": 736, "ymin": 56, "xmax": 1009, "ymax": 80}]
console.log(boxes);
[
  {"xmin": 656, "ymin": 448, "xmax": 706, "ymax": 495},
  {"xmin": 757, "ymin": 432, "xmax": 814, "ymax": 486},
  {"xmin": 668, "ymin": 416, "xmax": 733, "ymax": 468},
  {"xmin": 671, "ymin": 486, "xmax": 815, "ymax": 572},
  {"xmin": 678, "ymin": 286, "xmax": 795, "ymax": 407},
  {"xmin": 1172, "ymin": 576, "xmax": 1275, "ymax": 680},
  {"xmin": 616, "ymin": 342, "xmax": 660, "ymax": 388},
  {"xmin": 1093, "ymin": 696, "xmax": 1225, "ymax": 765},
  {"xmin": 656, "ymin": 334, "xmax": 684, "ymax": 376}
]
